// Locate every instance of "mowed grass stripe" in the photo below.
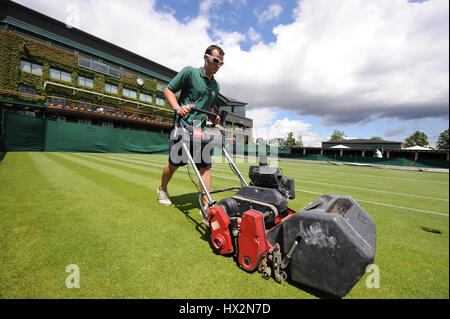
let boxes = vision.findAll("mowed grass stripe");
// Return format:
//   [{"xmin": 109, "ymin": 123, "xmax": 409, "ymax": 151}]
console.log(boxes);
[
  {"xmin": 86, "ymin": 154, "xmax": 450, "ymax": 298},
  {"xmin": 277, "ymin": 161, "xmax": 449, "ymax": 185},
  {"xmin": 31, "ymin": 152, "xmax": 316, "ymax": 298},
  {"xmin": 15, "ymin": 152, "xmax": 277, "ymax": 298},
  {"xmin": 278, "ymin": 165, "xmax": 448, "ymax": 200},
  {"xmin": 28, "ymin": 152, "xmax": 186, "ymax": 298},
  {"xmin": 292, "ymin": 177, "xmax": 447, "ymax": 202},
  {"xmin": 1, "ymin": 152, "xmax": 448, "ymax": 298},
  {"xmin": 2, "ymin": 151, "xmax": 163, "ymax": 298},
  {"xmin": 54, "ymin": 152, "xmax": 213, "ymax": 210},
  {"xmin": 101, "ymin": 154, "xmax": 448, "ymax": 215},
  {"xmin": 0, "ymin": 153, "xmax": 64, "ymax": 298},
  {"xmin": 118, "ymin": 154, "xmax": 449, "ymax": 201},
  {"xmin": 76, "ymin": 152, "xmax": 243, "ymax": 191},
  {"xmin": 295, "ymin": 188, "xmax": 448, "ymax": 217}
]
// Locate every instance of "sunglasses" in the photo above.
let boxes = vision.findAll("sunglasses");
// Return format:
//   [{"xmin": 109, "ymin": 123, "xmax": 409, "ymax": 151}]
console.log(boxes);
[{"xmin": 205, "ymin": 54, "xmax": 224, "ymax": 66}]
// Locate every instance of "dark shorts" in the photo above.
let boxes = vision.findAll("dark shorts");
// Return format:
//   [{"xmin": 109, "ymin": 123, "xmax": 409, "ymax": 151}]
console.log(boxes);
[{"xmin": 168, "ymin": 138, "xmax": 212, "ymax": 169}]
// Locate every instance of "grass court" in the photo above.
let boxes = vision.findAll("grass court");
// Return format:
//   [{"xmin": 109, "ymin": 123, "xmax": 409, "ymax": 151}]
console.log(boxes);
[{"xmin": 0, "ymin": 152, "xmax": 448, "ymax": 299}]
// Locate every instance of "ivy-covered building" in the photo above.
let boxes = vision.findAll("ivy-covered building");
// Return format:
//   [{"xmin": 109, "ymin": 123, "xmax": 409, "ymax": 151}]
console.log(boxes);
[{"xmin": 0, "ymin": 0, "xmax": 252, "ymax": 153}]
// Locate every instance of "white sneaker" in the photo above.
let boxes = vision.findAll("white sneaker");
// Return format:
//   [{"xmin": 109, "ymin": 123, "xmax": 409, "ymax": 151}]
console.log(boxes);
[{"xmin": 157, "ymin": 187, "xmax": 172, "ymax": 205}]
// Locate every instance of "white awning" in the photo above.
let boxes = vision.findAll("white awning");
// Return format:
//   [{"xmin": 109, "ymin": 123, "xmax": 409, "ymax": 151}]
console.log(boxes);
[{"xmin": 402, "ymin": 146, "xmax": 432, "ymax": 150}]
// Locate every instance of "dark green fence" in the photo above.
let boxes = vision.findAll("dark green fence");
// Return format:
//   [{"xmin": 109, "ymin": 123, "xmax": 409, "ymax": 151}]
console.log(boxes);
[
  {"xmin": 2, "ymin": 112, "xmax": 169, "ymax": 154},
  {"xmin": 1, "ymin": 112, "xmax": 447, "ymax": 168}
]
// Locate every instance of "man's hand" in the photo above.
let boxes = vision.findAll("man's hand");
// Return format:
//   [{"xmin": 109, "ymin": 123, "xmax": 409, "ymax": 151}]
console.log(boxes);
[
  {"xmin": 176, "ymin": 105, "xmax": 194, "ymax": 117},
  {"xmin": 213, "ymin": 115, "xmax": 221, "ymax": 125}
]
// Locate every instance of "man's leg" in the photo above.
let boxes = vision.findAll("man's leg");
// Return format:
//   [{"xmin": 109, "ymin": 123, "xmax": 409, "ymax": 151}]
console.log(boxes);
[
  {"xmin": 199, "ymin": 167, "xmax": 211, "ymax": 208},
  {"xmin": 157, "ymin": 163, "xmax": 179, "ymax": 205},
  {"xmin": 160, "ymin": 163, "xmax": 179, "ymax": 191}
]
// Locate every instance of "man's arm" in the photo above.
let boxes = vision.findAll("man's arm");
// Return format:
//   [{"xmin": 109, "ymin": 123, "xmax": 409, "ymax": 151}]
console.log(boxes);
[
  {"xmin": 210, "ymin": 106, "xmax": 221, "ymax": 125},
  {"xmin": 165, "ymin": 87, "xmax": 191, "ymax": 117}
]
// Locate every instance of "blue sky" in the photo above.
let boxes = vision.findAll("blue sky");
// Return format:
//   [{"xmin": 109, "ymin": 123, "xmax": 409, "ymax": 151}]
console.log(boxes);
[
  {"xmin": 15, "ymin": 0, "xmax": 449, "ymax": 147},
  {"xmin": 155, "ymin": 0, "xmax": 298, "ymax": 51}
]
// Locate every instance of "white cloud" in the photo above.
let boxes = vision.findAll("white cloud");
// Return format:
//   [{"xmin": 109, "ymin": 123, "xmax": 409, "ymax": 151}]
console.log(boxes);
[
  {"xmin": 246, "ymin": 108, "xmax": 323, "ymax": 146},
  {"xmin": 267, "ymin": 118, "xmax": 322, "ymax": 147},
  {"xmin": 254, "ymin": 4, "xmax": 283, "ymax": 24},
  {"xmin": 220, "ymin": 0, "xmax": 449, "ymax": 126},
  {"xmin": 245, "ymin": 107, "xmax": 277, "ymax": 138},
  {"xmin": 247, "ymin": 27, "xmax": 262, "ymax": 43},
  {"xmin": 14, "ymin": 0, "xmax": 449, "ymax": 140}
]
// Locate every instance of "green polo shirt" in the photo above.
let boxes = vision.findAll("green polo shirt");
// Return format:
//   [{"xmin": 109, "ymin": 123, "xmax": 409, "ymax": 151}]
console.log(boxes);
[{"xmin": 167, "ymin": 66, "xmax": 220, "ymax": 128}]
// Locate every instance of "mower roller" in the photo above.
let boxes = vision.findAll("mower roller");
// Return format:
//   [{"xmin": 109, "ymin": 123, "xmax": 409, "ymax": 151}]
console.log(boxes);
[{"xmin": 174, "ymin": 108, "xmax": 376, "ymax": 297}]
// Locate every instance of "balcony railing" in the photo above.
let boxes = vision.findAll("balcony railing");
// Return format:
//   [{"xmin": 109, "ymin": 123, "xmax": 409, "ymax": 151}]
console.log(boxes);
[
  {"xmin": 0, "ymin": 88, "xmax": 173, "ymax": 127},
  {"xmin": 43, "ymin": 81, "xmax": 171, "ymax": 113},
  {"xmin": 46, "ymin": 96, "xmax": 173, "ymax": 126},
  {"xmin": 0, "ymin": 88, "xmax": 46, "ymax": 102}
]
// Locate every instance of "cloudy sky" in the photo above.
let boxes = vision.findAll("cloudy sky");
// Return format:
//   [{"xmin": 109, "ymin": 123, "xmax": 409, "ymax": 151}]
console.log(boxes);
[{"xmin": 14, "ymin": 0, "xmax": 449, "ymax": 146}]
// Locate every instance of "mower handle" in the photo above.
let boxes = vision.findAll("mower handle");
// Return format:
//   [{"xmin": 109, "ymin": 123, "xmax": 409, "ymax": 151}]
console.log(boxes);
[
  {"xmin": 174, "ymin": 107, "xmax": 223, "ymax": 130},
  {"xmin": 189, "ymin": 107, "xmax": 219, "ymax": 119}
]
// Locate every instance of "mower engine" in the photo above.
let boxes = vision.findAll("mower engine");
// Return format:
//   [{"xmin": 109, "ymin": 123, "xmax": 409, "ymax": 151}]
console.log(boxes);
[{"xmin": 207, "ymin": 159, "xmax": 376, "ymax": 297}]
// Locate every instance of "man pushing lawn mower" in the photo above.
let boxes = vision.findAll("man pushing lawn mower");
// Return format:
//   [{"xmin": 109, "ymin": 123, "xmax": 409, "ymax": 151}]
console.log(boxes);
[
  {"xmin": 157, "ymin": 44, "xmax": 224, "ymax": 223},
  {"xmin": 156, "ymin": 45, "xmax": 377, "ymax": 298}
]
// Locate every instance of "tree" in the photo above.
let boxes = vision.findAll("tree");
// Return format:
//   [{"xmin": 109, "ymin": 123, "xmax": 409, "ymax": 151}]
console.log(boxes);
[
  {"xmin": 329, "ymin": 130, "xmax": 346, "ymax": 142},
  {"xmin": 284, "ymin": 132, "xmax": 297, "ymax": 148},
  {"xmin": 281, "ymin": 132, "xmax": 303, "ymax": 148},
  {"xmin": 436, "ymin": 129, "xmax": 449, "ymax": 150},
  {"xmin": 403, "ymin": 130, "xmax": 429, "ymax": 148},
  {"xmin": 370, "ymin": 136, "xmax": 384, "ymax": 141}
]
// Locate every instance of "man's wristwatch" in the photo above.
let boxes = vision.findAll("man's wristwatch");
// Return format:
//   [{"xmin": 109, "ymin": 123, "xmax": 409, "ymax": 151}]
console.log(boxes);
[{"xmin": 174, "ymin": 107, "xmax": 179, "ymax": 114}]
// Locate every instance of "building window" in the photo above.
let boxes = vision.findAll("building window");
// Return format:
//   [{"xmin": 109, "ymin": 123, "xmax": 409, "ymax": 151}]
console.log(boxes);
[
  {"xmin": 156, "ymin": 97, "xmax": 165, "ymax": 106},
  {"xmin": 78, "ymin": 76, "xmax": 94, "ymax": 88},
  {"xmin": 50, "ymin": 68, "xmax": 72, "ymax": 82},
  {"xmin": 122, "ymin": 87, "xmax": 137, "ymax": 99},
  {"xmin": 78, "ymin": 57, "xmax": 91, "ymax": 69},
  {"xmin": 18, "ymin": 84, "xmax": 37, "ymax": 95},
  {"xmin": 220, "ymin": 106, "xmax": 232, "ymax": 113},
  {"xmin": 91, "ymin": 60, "xmax": 108, "ymax": 74},
  {"xmin": 139, "ymin": 92, "xmax": 153, "ymax": 103},
  {"xmin": 104, "ymin": 83, "xmax": 118, "ymax": 94},
  {"xmin": 79, "ymin": 59, "xmax": 121, "ymax": 79},
  {"xmin": 109, "ymin": 67, "xmax": 121, "ymax": 78},
  {"xmin": 232, "ymin": 106, "xmax": 246, "ymax": 117},
  {"xmin": 20, "ymin": 60, "xmax": 42, "ymax": 75}
]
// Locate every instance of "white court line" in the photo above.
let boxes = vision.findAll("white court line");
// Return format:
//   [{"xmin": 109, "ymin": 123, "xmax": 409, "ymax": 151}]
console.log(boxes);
[
  {"xmin": 295, "ymin": 188, "xmax": 448, "ymax": 217},
  {"xmin": 84, "ymin": 154, "xmax": 448, "ymax": 217},
  {"xmin": 280, "ymin": 165, "xmax": 449, "ymax": 185},
  {"xmin": 295, "ymin": 178, "xmax": 448, "ymax": 202}
]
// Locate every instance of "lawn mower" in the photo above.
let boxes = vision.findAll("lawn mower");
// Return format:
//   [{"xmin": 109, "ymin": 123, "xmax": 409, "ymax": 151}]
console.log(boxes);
[{"xmin": 173, "ymin": 108, "xmax": 376, "ymax": 297}]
